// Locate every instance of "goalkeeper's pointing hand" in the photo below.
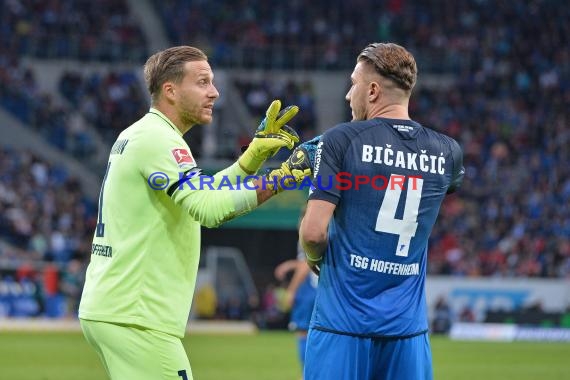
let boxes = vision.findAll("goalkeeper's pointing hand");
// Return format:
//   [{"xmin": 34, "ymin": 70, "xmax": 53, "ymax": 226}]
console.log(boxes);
[{"xmin": 238, "ymin": 100, "xmax": 300, "ymax": 174}]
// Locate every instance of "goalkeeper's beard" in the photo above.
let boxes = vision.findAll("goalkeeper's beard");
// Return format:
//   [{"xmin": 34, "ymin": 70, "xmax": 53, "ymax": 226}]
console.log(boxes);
[{"xmin": 180, "ymin": 106, "xmax": 213, "ymax": 128}]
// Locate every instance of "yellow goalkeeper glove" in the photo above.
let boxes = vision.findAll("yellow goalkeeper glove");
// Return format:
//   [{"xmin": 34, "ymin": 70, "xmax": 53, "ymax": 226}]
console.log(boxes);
[
  {"xmin": 238, "ymin": 100, "xmax": 300, "ymax": 174},
  {"xmin": 263, "ymin": 143, "xmax": 313, "ymax": 194}
]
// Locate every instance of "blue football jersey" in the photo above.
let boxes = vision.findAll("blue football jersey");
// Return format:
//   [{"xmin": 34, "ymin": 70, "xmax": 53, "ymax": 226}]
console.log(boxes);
[{"xmin": 308, "ymin": 117, "xmax": 463, "ymax": 337}]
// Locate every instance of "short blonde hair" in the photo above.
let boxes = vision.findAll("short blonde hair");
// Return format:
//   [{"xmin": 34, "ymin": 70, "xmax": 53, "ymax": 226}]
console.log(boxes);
[{"xmin": 143, "ymin": 46, "xmax": 208, "ymax": 102}]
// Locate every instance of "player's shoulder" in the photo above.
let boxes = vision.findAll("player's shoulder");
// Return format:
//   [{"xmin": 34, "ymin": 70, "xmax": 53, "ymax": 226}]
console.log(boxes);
[
  {"xmin": 323, "ymin": 120, "xmax": 377, "ymax": 143},
  {"xmin": 125, "ymin": 111, "xmax": 167, "ymax": 135},
  {"xmin": 118, "ymin": 112, "xmax": 152, "ymax": 140},
  {"xmin": 121, "ymin": 112, "xmax": 185, "ymax": 150},
  {"xmin": 419, "ymin": 125, "xmax": 462, "ymax": 155}
]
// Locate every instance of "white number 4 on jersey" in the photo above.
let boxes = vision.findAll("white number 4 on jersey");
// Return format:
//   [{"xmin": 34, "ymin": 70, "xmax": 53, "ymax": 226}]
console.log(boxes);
[{"xmin": 375, "ymin": 175, "xmax": 424, "ymax": 257}]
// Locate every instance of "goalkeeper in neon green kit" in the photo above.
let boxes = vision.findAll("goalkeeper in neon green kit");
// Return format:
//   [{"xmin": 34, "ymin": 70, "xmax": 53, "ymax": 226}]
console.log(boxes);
[{"xmin": 79, "ymin": 46, "xmax": 314, "ymax": 380}]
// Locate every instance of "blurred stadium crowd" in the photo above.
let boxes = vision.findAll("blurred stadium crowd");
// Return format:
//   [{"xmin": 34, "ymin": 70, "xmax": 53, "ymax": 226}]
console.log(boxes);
[{"xmin": 0, "ymin": 0, "xmax": 568, "ymax": 321}]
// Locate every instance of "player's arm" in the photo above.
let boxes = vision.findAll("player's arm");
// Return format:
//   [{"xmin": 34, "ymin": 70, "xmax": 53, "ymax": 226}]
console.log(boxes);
[
  {"xmin": 274, "ymin": 260, "xmax": 300, "ymax": 281},
  {"xmin": 135, "ymin": 130, "xmax": 256, "ymax": 227},
  {"xmin": 274, "ymin": 258, "xmax": 311, "ymax": 307},
  {"xmin": 168, "ymin": 139, "xmax": 314, "ymax": 227},
  {"xmin": 138, "ymin": 103, "xmax": 311, "ymax": 228},
  {"xmin": 447, "ymin": 138, "xmax": 464, "ymax": 194},
  {"xmin": 300, "ymin": 199, "xmax": 336, "ymax": 275},
  {"xmin": 300, "ymin": 128, "xmax": 346, "ymax": 274}
]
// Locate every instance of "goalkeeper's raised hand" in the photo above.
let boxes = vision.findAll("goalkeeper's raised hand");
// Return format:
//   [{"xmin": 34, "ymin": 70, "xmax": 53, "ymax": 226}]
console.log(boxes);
[{"xmin": 238, "ymin": 100, "xmax": 300, "ymax": 174}]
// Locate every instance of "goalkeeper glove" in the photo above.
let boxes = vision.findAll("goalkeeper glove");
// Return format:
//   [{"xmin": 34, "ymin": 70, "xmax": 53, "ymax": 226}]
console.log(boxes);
[
  {"xmin": 255, "ymin": 99, "xmax": 299, "ymax": 136},
  {"xmin": 238, "ymin": 100, "xmax": 300, "ymax": 174},
  {"xmin": 295, "ymin": 135, "xmax": 321, "ymax": 170},
  {"xmin": 263, "ymin": 142, "xmax": 313, "ymax": 194}
]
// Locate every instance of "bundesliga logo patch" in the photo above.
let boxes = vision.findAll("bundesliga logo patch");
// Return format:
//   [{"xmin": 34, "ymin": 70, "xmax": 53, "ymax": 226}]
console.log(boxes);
[{"xmin": 171, "ymin": 148, "xmax": 195, "ymax": 169}]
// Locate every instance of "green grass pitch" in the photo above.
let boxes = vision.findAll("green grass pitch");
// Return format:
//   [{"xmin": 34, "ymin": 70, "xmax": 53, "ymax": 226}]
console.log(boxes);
[{"xmin": 0, "ymin": 331, "xmax": 569, "ymax": 379}]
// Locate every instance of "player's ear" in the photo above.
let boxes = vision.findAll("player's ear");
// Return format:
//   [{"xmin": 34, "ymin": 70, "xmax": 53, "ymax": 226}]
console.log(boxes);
[
  {"xmin": 162, "ymin": 81, "xmax": 176, "ymax": 103},
  {"xmin": 368, "ymin": 81, "xmax": 381, "ymax": 102}
]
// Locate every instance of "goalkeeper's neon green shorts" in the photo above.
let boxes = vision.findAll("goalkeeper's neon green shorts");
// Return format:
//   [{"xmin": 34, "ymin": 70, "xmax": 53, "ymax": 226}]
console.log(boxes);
[{"xmin": 80, "ymin": 319, "xmax": 192, "ymax": 380}]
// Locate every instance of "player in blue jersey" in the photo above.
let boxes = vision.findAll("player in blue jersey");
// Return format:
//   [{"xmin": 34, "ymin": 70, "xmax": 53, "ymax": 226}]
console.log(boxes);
[{"xmin": 300, "ymin": 43, "xmax": 464, "ymax": 380}]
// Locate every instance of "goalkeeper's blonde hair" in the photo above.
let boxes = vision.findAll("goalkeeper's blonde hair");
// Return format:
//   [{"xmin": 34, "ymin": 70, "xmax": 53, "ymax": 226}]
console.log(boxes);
[{"xmin": 144, "ymin": 46, "xmax": 208, "ymax": 103}]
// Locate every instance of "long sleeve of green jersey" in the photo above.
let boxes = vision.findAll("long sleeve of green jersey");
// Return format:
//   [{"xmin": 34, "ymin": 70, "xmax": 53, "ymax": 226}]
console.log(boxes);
[
  {"xmin": 214, "ymin": 160, "xmax": 251, "ymax": 184},
  {"xmin": 137, "ymin": 129, "xmax": 258, "ymax": 228}
]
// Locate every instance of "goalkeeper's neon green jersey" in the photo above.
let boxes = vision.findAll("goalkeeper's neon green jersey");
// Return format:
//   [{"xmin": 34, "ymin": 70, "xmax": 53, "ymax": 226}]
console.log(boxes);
[{"xmin": 79, "ymin": 108, "xmax": 257, "ymax": 338}]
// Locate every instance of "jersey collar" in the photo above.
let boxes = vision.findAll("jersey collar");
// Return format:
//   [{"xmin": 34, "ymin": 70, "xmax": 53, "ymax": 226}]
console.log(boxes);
[{"xmin": 148, "ymin": 108, "xmax": 183, "ymax": 136}]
